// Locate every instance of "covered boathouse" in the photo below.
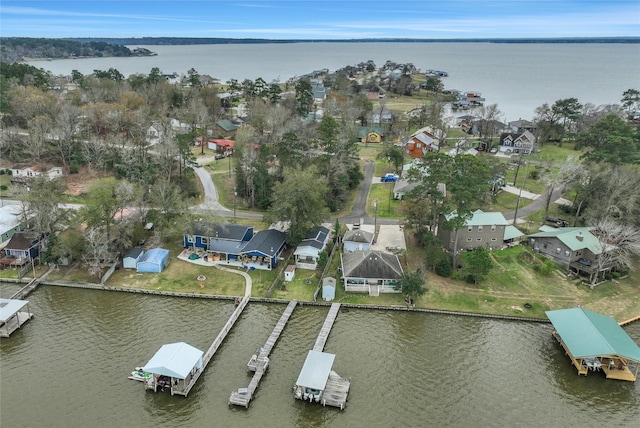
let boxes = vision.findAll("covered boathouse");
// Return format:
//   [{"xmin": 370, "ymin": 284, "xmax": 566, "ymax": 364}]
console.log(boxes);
[
  {"xmin": 142, "ymin": 342, "xmax": 204, "ymax": 396},
  {"xmin": 546, "ymin": 308, "xmax": 640, "ymax": 381},
  {"xmin": 293, "ymin": 350, "xmax": 350, "ymax": 409},
  {"xmin": 0, "ymin": 298, "xmax": 34, "ymax": 337}
]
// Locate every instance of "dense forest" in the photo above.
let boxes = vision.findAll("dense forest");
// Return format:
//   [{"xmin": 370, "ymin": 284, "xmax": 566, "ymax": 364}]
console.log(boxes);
[{"xmin": 0, "ymin": 37, "xmax": 154, "ymax": 63}]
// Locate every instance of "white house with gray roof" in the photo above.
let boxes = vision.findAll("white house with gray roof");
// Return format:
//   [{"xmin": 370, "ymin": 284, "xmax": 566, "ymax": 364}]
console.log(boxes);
[{"xmin": 340, "ymin": 250, "xmax": 403, "ymax": 295}]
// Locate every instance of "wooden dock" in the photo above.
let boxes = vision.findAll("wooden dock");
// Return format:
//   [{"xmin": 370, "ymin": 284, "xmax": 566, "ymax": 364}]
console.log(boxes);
[
  {"xmin": 293, "ymin": 302, "xmax": 350, "ymax": 410},
  {"xmin": 229, "ymin": 300, "xmax": 298, "ymax": 407},
  {"xmin": 175, "ymin": 295, "xmax": 250, "ymax": 397},
  {"xmin": 619, "ymin": 314, "xmax": 640, "ymax": 326},
  {"xmin": 313, "ymin": 302, "xmax": 341, "ymax": 352}
]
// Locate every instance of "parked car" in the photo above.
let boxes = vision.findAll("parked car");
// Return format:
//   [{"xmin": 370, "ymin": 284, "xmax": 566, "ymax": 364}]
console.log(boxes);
[
  {"xmin": 214, "ymin": 153, "xmax": 226, "ymax": 160},
  {"xmin": 381, "ymin": 173, "xmax": 399, "ymax": 182}
]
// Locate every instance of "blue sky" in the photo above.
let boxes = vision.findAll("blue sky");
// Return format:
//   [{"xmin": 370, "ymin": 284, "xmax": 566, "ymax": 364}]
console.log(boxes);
[{"xmin": 1, "ymin": 1, "xmax": 639, "ymax": 39}]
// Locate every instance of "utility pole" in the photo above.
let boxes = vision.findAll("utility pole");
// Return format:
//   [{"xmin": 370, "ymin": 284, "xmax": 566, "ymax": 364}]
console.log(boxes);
[
  {"xmin": 374, "ymin": 200, "xmax": 378, "ymax": 243},
  {"xmin": 233, "ymin": 189, "xmax": 237, "ymax": 223},
  {"xmin": 513, "ymin": 161, "xmax": 529, "ymax": 224}
]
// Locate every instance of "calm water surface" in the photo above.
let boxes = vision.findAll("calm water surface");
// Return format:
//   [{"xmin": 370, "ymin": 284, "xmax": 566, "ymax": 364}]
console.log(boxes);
[
  {"xmin": 28, "ymin": 42, "xmax": 640, "ymax": 121},
  {"xmin": 1, "ymin": 286, "xmax": 639, "ymax": 428}
]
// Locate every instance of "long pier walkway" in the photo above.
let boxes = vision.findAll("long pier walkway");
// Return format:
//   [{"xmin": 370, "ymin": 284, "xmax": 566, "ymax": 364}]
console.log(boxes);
[
  {"xmin": 175, "ymin": 263, "xmax": 252, "ymax": 397},
  {"xmin": 229, "ymin": 300, "xmax": 298, "ymax": 407},
  {"xmin": 313, "ymin": 302, "xmax": 341, "ymax": 352}
]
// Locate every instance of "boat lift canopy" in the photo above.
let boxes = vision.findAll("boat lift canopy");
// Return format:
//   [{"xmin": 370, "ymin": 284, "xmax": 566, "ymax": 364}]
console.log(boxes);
[
  {"xmin": 0, "ymin": 298, "xmax": 29, "ymax": 323},
  {"xmin": 142, "ymin": 342, "xmax": 204, "ymax": 379},
  {"xmin": 295, "ymin": 350, "xmax": 335, "ymax": 391}
]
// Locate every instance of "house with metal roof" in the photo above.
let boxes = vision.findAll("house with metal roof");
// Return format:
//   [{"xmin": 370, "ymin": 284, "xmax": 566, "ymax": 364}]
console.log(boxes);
[
  {"xmin": 546, "ymin": 308, "xmax": 640, "ymax": 381},
  {"xmin": 528, "ymin": 226, "xmax": 614, "ymax": 282},
  {"xmin": 358, "ymin": 126, "xmax": 385, "ymax": 144},
  {"xmin": 294, "ymin": 226, "xmax": 331, "ymax": 270},
  {"xmin": 438, "ymin": 209, "xmax": 524, "ymax": 252},
  {"xmin": 137, "ymin": 248, "xmax": 170, "ymax": 273},
  {"xmin": 340, "ymin": 250, "xmax": 403, "ymax": 295},
  {"xmin": 142, "ymin": 342, "xmax": 204, "ymax": 395},
  {"xmin": 0, "ymin": 298, "xmax": 34, "ymax": 337}
]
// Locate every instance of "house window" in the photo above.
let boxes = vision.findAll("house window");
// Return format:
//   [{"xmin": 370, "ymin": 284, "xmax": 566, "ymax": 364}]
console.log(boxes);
[
  {"xmin": 186, "ymin": 236, "xmax": 194, "ymax": 243},
  {"xmin": 478, "ymin": 226, "xmax": 483, "ymax": 232},
  {"xmin": 576, "ymin": 250, "xmax": 582, "ymax": 256},
  {"xmin": 556, "ymin": 248, "xmax": 561, "ymax": 254},
  {"xmin": 491, "ymin": 225, "xmax": 496, "ymax": 231},
  {"xmin": 201, "ymin": 237, "xmax": 208, "ymax": 244},
  {"xmin": 476, "ymin": 238, "xmax": 482, "ymax": 241},
  {"xmin": 564, "ymin": 251, "xmax": 570, "ymax": 257},
  {"xmin": 466, "ymin": 238, "xmax": 472, "ymax": 242},
  {"xmin": 491, "ymin": 238, "xmax": 497, "ymax": 241},
  {"xmin": 467, "ymin": 226, "xmax": 473, "ymax": 232}
]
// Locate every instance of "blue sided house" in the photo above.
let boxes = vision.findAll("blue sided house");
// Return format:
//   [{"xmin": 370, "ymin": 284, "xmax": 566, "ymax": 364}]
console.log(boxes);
[
  {"xmin": 240, "ymin": 229, "xmax": 287, "ymax": 270},
  {"xmin": 137, "ymin": 248, "xmax": 170, "ymax": 273},
  {"xmin": 184, "ymin": 222, "xmax": 254, "ymax": 264}
]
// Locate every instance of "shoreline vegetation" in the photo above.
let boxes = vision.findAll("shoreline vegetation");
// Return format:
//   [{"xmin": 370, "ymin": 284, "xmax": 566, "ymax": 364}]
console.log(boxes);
[{"xmin": 2, "ymin": 36, "xmax": 639, "ymax": 63}]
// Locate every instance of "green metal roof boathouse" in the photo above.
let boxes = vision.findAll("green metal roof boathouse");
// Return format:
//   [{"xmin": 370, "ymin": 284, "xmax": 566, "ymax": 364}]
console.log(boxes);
[{"xmin": 546, "ymin": 307, "xmax": 640, "ymax": 382}]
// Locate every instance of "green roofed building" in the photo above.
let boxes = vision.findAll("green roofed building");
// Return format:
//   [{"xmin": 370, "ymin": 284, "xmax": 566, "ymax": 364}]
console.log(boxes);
[{"xmin": 546, "ymin": 307, "xmax": 640, "ymax": 381}]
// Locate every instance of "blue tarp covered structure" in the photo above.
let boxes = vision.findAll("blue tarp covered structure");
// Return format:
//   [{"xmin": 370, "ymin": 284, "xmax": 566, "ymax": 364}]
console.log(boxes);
[
  {"xmin": 137, "ymin": 248, "xmax": 170, "ymax": 273},
  {"xmin": 142, "ymin": 342, "xmax": 204, "ymax": 379}
]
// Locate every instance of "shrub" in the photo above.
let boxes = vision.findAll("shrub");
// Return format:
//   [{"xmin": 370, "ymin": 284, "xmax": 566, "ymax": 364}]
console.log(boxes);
[
  {"xmin": 0, "ymin": 185, "xmax": 7, "ymax": 191},
  {"xmin": 434, "ymin": 255, "xmax": 452, "ymax": 277},
  {"xmin": 70, "ymin": 161, "xmax": 79, "ymax": 174}
]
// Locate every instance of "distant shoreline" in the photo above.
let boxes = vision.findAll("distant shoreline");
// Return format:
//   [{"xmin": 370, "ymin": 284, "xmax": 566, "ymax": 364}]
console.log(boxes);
[{"xmin": 64, "ymin": 36, "xmax": 640, "ymax": 46}]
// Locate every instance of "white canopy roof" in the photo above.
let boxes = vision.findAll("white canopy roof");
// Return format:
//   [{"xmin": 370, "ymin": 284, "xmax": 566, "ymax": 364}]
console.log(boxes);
[
  {"xmin": 142, "ymin": 342, "xmax": 204, "ymax": 379},
  {"xmin": 295, "ymin": 350, "xmax": 335, "ymax": 391},
  {"xmin": 0, "ymin": 298, "xmax": 29, "ymax": 322}
]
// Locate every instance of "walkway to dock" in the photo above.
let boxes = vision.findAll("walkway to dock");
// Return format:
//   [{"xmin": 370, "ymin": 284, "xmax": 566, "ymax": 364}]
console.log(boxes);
[
  {"xmin": 9, "ymin": 266, "xmax": 54, "ymax": 300},
  {"xmin": 313, "ymin": 302, "xmax": 341, "ymax": 352},
  {"xmin": 620, "ymin": 314, "xmax": 640, "ymax": 327},
  {"xmin": 176, "ymin": 263, "xmax": 252, "ymax": 397},
  {"xmin": 229, "ymin": 300, "xmax": 298, "ymax": 407}
]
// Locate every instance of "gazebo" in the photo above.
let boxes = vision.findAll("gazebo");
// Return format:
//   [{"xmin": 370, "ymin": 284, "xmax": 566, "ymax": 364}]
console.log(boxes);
[
  {"xmin": 546, "ymin": 308, "xmax": 640, "ymax": 381},
  {"xmin": 0, "ymin": 298, "xmax": 34, "ymax": 337},
  {"xmin": 142, "ymin": 342, "xmax": 204, "ymax": 396}
]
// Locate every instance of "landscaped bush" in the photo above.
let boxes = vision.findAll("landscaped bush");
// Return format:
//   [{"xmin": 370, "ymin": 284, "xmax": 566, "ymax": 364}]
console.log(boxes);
[{"xmin": 434, "ymin": 254, "xmax": 452, "ymax": 277}]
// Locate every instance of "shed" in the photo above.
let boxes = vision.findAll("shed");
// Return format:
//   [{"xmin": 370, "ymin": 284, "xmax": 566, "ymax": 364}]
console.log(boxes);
[
  {"xmin": 123, "ymin": 247, "xmax": 145, "ymax": 269},
  {"xmin": 0, "ymin": 298, "xmax": 34, "ymax": 337},
  {"xmin": 284, "ymin": 265, "xmax": 296, "ymax": 282},
  {"xmin": 137, "ymin": 248, "xmax": 170, "ymax": 273},
  {"xmin": 322, "ymin": 277, "xmax": 336, "ymax": 301}
]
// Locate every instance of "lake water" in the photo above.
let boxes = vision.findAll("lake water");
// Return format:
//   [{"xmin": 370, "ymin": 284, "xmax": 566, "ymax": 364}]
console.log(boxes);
[
  {"xmin": 29, "ymin": 42, "xmax": 640, "ymax": 122},
  {"xmin": 1, "ymin": 285, "xmax": 639, "ymax": 427}
]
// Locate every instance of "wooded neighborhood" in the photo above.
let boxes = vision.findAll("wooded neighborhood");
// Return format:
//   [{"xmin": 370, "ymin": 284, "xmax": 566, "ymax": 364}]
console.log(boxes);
[{"xmin": 1, "ymin": 55, "xmax": 639, "ymax": 317}]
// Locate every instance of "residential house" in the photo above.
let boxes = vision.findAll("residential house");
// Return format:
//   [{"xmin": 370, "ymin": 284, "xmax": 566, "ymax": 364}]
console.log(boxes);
[
  {"xmin": 240, "ymin": 229, "xmax": 287, "ymax": 270},
  {"xmin": 207, "ymin": 139, "xmax": 235, "ymax": 157},
  {"xmin": 438, "ymin": 210, "xmax": 523, "ymax": 252},
  {"xmin": 183, "ymin": 223, "xmax": 285, "ymax": 270},
  {"xmin": 184, "ymin": 223, "xmax": 254, "ymax": 264},
  {"xmin": 1, "ymin": 232, "xmax": 42, "ymax": 267},
  {"xmin": 342, "ymin": 229, "xmax": 374, "ymax": 252},
  {"xmin": 405, "ymin": 127, "xmax": 440, "ymax": 158},
  {"xmin": 294, "ymin": 226, "xmax": 331, "ymax": 270},
  {"xmin": 372, "ymin": 109, "xmax": 393, "ymax": 124},
  {"xmin": 340, "ymin": 250, "xmax": 403, "ymax": 296},
  {"xmin": 311, "ymin": 80, "xmax": 330, "ymax": 104},
  {"xmin": 358, "ymin": 126, "xmax": 385, "ymax": 144},
  {"xmin": 499, "ymin": 130, "xmax": 536, "ymax": 155},
  {"xmin": 509, "ymin": 119, "xmax": 538, "ymax": 134},
  {"xmin": 394, "ymin": 179, "xmax": 446, "ymax": 200},
  {"xmin": 528, "ymin": 226, "xmax": 615, "ymax": 282},
  {"xmin": 215, "ymin": 119, "xmax": 238, "ymax": 139},
  {"xmin": 11, "ymin": 165, "xmax": 63, "ymax": 184},
  {"xmin": 0, "ymin": 204, "xmax": 25, "ymax": 247},
  {"xmin": 146, "ymin": 123, "xmax": 163, "ymax": 146}
]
